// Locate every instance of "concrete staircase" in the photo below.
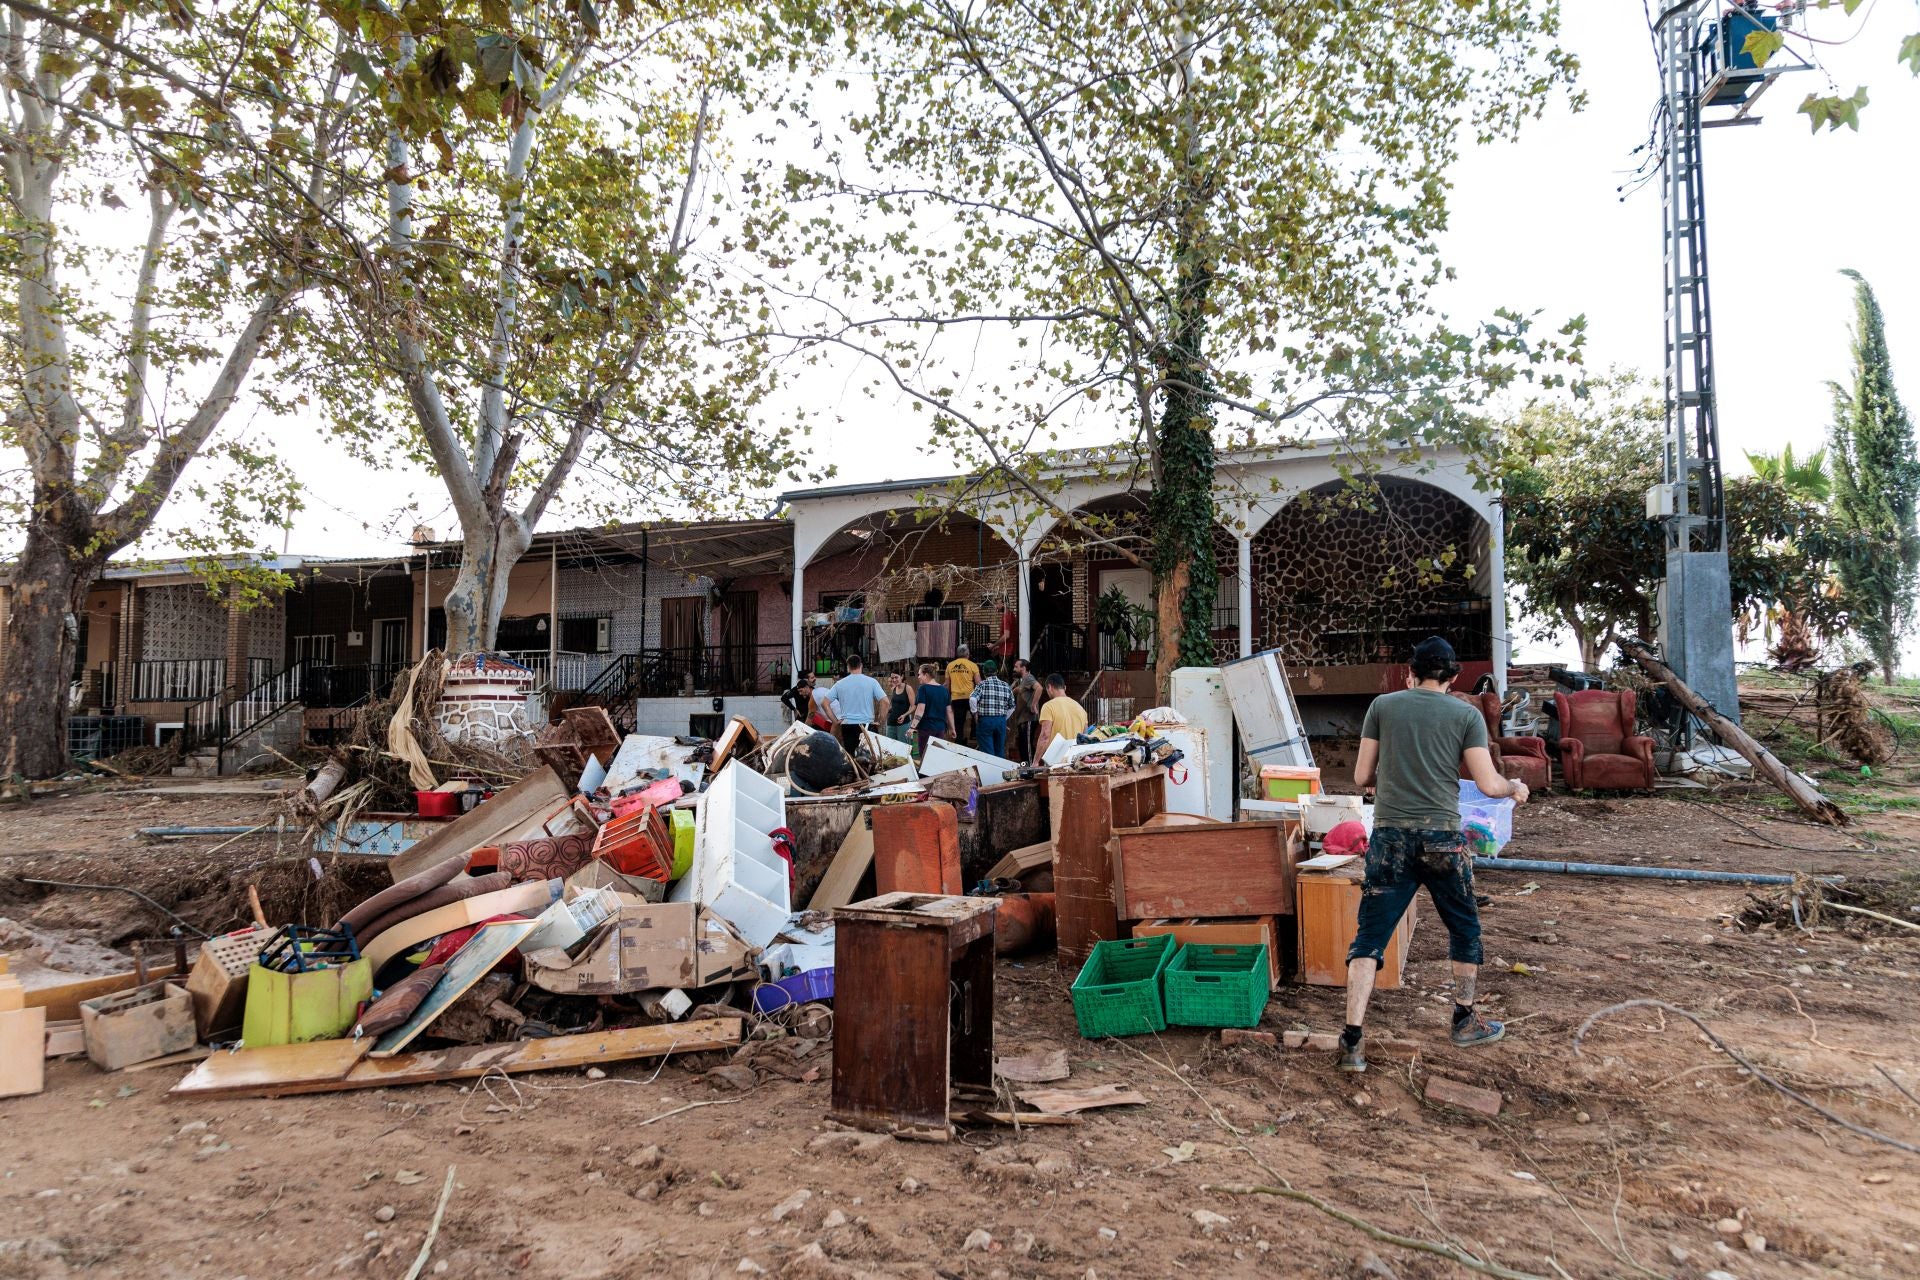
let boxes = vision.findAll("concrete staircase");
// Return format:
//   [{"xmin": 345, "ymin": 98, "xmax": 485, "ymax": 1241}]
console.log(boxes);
[{"xmin": 171, "ymin": 745, "xmax": 221, "ymax": 778}]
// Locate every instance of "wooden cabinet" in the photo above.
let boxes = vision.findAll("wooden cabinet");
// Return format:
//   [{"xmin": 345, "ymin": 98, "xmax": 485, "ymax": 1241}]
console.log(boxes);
[{"xmin": 1296, "ymin": 870, "xmax": 1415, "ymax": 988}]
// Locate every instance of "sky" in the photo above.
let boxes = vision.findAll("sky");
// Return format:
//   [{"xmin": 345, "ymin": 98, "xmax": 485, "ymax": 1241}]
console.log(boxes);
[{"xmin": 34, "ymin": 2, "xmax": 1920, "ymax": 659}]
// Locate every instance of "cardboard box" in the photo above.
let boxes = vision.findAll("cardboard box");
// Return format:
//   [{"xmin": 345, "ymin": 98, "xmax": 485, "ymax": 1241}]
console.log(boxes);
[
  {"xmin": 523, "ymin": 902, "xmax": 755, "ymax": 995},
  {"xmin": 1295, "ymin": 868, "xmax": 1414, "ymax": 989},
  {"xmin": 565, "ymin": 859, "xmax": 665, "ymax": 903},
  {"xmin": 80, "ymin": 982, "xmax": 195, "ymax": 1070},
  {"xmin": 1130, "ymin": 916, "xmax": 1284, "ymax": 990}
]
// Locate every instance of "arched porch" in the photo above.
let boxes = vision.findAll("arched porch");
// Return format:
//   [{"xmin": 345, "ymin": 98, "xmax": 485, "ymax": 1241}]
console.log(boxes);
[{"xmin": 795, "ymin": 508, "xmax": 1020, "ymax": 677}]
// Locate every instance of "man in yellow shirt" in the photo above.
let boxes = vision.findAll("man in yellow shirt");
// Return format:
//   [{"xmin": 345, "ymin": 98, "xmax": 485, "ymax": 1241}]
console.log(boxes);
[
  {"xmin": 1032, "ymin": 673, "xmax": 1090, "ymax": 763},
  {"xmin": 945, "ymin": 643, "xmax": 981, "ymax": 746}
]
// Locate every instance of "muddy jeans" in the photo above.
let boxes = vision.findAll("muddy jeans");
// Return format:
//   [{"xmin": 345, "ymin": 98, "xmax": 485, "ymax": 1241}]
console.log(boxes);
[{"xmin": 1347, "ymin": 826, "xmax": 1484, "ymax": 966}]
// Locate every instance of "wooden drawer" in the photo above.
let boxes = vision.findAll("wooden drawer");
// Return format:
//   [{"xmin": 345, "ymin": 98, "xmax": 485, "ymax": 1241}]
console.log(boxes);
[{"xmin": 1295, "ymin": 873, "xmax": 1414, "ymax": 988}]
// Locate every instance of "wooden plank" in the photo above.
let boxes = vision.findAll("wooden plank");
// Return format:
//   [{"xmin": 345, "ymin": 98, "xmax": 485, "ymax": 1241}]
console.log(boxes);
[
  {"xmin": 171, "ymin": 1019, "xmax": 740, "ymax": 1099},
  {"xmin": 806, "ymin": 806, "xmax": 875, "ymax": 910},
  {"xmin": 985, "ymin": 840, "xmax": 1052, "ymax": 883},
  {"xmin": 0, "ymin": 1007, "xmax": 47, "ymax": 1098},
  {"xmin": 389, "ymin": 766, "xmax": 571, "ymax": 880},
  {"xmin": 23, "ymin": 964, "xmax": 181, "ymax": 1023},
  {"xmin": 120, "ymin": 1045, "xmax": 213, "ymax": 1072},
  {"xmin": 950, "ymin": 1109, "xmax": 1081, "ymax": 1128},
  {"xmin": 371, "ymin": 920, "xmax": 538, "ymax": 1057},
  {"xmin": 44, "ymin": 1019, "xmax": 84, "ymax": 1057},
  {"xmin": 168, "ymin": 1037, "xmax": 372, "ymax": 1096},
  {"xmin": 1111, "ymin": 821, "xmax": 1295, "ymax": 922},
  {"xmin": 1013, "ymin": 1083, "xmax": 1148, "ymax": 1115},
  {"xmin": 363, "ymin": 880, "xmax": 557, "ymax": 971}
]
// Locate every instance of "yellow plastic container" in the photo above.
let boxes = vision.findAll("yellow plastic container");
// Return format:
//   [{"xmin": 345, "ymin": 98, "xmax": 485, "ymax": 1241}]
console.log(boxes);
[
  {"xmin": 240, "ymin": 959, "xmax": 372, "ymax": 1047},
  {"xmin": 1259, "ymin": 765, "xmax": 1322, "ymax": 801}
]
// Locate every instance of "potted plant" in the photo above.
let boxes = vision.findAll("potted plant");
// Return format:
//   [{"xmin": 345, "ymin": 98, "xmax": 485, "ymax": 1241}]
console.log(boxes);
[{"xmin": 1095, "ymin": 585, "xmax": 1154, "ymax": 670}]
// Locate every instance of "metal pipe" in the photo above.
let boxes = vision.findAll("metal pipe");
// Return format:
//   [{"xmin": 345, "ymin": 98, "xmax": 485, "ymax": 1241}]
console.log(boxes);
[
  {"xmin": 18, "ymin": 878, "xmax": 210, "ymax": 937},
  {"xmin": 1473, "ymin": 856, "xmax": 1838, "ymax": 886}
]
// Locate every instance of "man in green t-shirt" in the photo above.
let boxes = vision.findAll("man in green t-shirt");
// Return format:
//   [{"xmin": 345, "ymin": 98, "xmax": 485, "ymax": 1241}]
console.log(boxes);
[{"xmin": 1338, "ymin": 636, "xmax": 1529, "ymax": 1074}]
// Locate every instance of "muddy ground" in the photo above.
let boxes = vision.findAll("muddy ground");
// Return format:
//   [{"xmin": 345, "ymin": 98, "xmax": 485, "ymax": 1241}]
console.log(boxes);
[{"xmin": 2, "ymin": 776, "xmax": 1918, "ymax": 1280}]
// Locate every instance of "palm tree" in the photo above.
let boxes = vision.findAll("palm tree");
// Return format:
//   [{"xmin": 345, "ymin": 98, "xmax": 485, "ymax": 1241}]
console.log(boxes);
[
  {"xmin": 1745, "ymin": 444, "xmax": 1832, "ymax": 503},
  {"xmin": 1743, "ymin": 444, "xmax": 1835, "ymax": 670}
]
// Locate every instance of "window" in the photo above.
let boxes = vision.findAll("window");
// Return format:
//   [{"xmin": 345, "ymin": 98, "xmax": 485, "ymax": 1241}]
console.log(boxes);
[
  {"xmin": 560, "ymin": 616, "xmax": 612, "ymax": 653},
  {"xmin": 293, "ymin": 634, "xmax": 336, "ymax": 664},
  {"xmin": 494, "ymin": 614, "xmax": 550, "ymax": 651},
  {"xmin": 1213, "ymin": 574, "xmax": 1241, "ymax": 630}
]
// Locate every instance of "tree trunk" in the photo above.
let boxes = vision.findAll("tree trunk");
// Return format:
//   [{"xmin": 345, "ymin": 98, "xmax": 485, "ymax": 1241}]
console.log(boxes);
[
  {"xmin": 439, "ymin": 518, "xmax": 533, "ymax": 655},
  {"xmin": 1, "ymin": 489, "xmax": 105, "ymax": 777},
  {"xmin": 1148, "ymin": 180, "xmax": 1217, "ymax": 699}
]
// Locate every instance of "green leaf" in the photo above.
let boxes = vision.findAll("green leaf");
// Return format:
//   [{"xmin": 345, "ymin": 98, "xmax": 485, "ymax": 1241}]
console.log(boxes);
[
  {"xmin": 1898, "ymin": 33, "xmax": 1920, "ymax": 75},
  {"xmin": 1741, "ymin": 29, "xmax": 1783, "ymax": 68}
]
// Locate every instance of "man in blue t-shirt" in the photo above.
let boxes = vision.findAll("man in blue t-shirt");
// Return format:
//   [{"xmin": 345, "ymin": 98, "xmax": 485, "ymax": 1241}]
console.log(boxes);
[{"xmin": 825, "ymin": 653, "xmax": 887, "ymax": 754}]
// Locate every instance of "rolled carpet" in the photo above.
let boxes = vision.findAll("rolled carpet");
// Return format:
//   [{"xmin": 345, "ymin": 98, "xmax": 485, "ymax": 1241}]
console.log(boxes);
[
  {"xmin": 356, "ymin": 871, "xmax": 513, "ymax": 945},
  {"xmin": 336, "ymin": 854, "xmax": 469, "ymax": 939}
]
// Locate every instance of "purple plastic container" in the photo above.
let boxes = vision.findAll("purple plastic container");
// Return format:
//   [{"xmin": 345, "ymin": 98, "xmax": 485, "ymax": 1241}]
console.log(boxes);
[{"xmin": 751, "ymin": 967, "xmax": 835, "ymax": 1014}]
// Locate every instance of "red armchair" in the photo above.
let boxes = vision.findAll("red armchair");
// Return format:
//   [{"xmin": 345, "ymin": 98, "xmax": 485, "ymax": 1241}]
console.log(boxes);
[
  {"xmin": 1554, "ymin": 690, "xmax": 1657, "ymax": 791},
  {"xmin": 1451, "ymin": 691, "xmax": 1551, "ymax": 792}
]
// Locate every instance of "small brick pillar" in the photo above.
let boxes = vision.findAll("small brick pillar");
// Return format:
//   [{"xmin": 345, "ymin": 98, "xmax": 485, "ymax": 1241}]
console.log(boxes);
[
  {"xmin": 115, "ymin": 584, "xmax": 142, "ymax": 707},
  {"xmin": 222, "ymin": 587, "xmax": 251, "ymax": 703}
]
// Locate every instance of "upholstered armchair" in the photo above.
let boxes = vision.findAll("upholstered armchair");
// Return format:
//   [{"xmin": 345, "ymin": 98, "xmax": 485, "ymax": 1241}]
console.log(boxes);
[
  {"xmin": 1451, "ymin": 690, "xmax": 1552, "ymax": 792},
  {"xmin": 1554, "ymin": 690, "xmax": 1657, "ymax": 791}
]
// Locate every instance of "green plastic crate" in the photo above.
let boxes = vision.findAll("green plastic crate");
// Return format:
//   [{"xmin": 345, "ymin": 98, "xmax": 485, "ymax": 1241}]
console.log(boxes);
[
  {"xmin": 1164, "ymin": 943, "xmax": 1271, "ymax": 1029},
  {"xmin": 1070, "ymin": 933, "xmax": 1175, "ymax": 1038}
]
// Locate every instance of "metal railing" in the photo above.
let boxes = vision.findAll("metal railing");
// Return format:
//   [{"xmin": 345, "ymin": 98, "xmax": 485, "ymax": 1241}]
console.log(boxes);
[
  {"xmin": 221, "ymin": 659, "xmax": 310, "ymax": 744},
  {"xmin": 630, "ymin": 644, "xmax": 792, "ymax": 697},
  {"xmin": 130, "ymin": 658, "xmax": 225, "ymax": 702},
  {"xmin": 302, "ymin": 662, "xmax": 409, "ymax": 708}
]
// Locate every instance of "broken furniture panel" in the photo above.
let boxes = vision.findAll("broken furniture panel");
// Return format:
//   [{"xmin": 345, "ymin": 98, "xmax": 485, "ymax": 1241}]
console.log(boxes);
[
  {"xmin": 1110, "ymin": 821, "xmax": 1296, "ymax": 923},
  {"xmin": 829, "ymin": 893, "xmax": 997, "ymax": 1142},
  {"xmin": 872, "ymin": 802, "xmax": 962, "ymax": 896},
  {"xmin": 1051, "ymin": 767, "xmax": 1166, "ymax": 972}
]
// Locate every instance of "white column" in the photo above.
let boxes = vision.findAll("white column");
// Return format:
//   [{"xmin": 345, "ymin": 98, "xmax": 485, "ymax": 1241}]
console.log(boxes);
[
  {"xmin": 1489, "ymin": 502, "xmax": 1509, "ymax": 694},
  {"xmin": 1016, "ymin": 548, "xmax": 1032, "ymax": 661},
  {"xmin": 791, "ymin": 559, "xmax": 805, "ymax": 677},
  {"xmin": 1236, "ymin": 534, "xmax": 1253, "ymax": 659}
]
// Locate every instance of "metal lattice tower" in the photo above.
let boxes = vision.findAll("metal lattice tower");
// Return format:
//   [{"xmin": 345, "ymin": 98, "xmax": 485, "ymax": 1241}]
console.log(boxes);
[
  {"xmin": 1648, "ymin": 1, "xmax": 1806, "ymax": 730},
  {"xmin": 1657, "ymin": 4, "xmax": 1724, "ymax": 555}
]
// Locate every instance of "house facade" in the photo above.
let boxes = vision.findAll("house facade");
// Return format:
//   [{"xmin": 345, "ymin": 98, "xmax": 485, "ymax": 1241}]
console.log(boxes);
[{"xmin": 0, "ymin": 442, "xmax": 1505, "ymax": 769}]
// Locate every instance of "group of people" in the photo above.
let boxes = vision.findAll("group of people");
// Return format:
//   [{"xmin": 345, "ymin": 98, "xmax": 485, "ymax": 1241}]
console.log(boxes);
[{"xmin": 781, "ymin": 643, "xmax": 1091, "ymax": 765}]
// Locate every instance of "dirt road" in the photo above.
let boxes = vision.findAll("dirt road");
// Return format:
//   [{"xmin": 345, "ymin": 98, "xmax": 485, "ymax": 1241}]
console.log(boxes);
[{"xmin": 2, "ymin": 781, "xmax": 1917, "ymax": 1279}]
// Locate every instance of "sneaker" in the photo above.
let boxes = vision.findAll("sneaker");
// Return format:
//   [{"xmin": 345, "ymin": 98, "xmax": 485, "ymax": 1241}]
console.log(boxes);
[
  {"xmin": 1450, "ymin": 1011, "xmax": 1506, "ymax": 1048},
  {"xmin": 1335, "ymin": 1039, "xmax": 1367, "ymax": 1073}
]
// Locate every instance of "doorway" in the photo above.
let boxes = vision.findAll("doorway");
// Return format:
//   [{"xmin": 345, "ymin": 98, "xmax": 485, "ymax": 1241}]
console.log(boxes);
[
  {"xmin": 375, "ymin": 618, "xmax": 409, "ymax": 668},
  {"xmin": 716, "ymin": 590, "xmax": 760, "ymax": 691}
]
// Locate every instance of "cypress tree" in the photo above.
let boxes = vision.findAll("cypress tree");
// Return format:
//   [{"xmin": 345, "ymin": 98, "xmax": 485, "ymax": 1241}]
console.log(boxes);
[{"xmin": 1828, "ymin": 270, "xmax": 1920, "ymax": 682}]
